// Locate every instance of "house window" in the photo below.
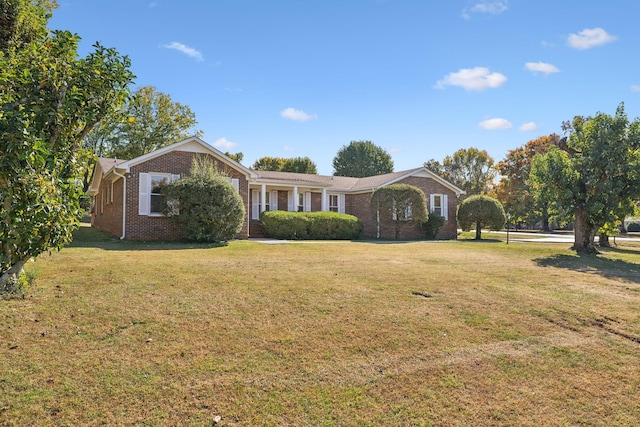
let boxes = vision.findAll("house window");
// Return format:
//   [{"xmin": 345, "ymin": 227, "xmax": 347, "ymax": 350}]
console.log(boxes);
[
  {"xmin": 430, "ymin": 194, "xmax": 448, "ymax": 220},
  {"xmin": 329, "ymin": 194, "xmax": 339, "ymax": 212},
  {"xmin": 150, "ymin": 174, "xmax": 170, "ymax": 214},
  {"xmin": 298, "ymin": 193, "xmax": 304, "ymax": 212},
  {"xmin": 138, "ymin": 172, "xmax": 180, "ymax": 216},
  {"xmin": 392, "ymin": 201, "xmax": 412, "ymax": 221}
]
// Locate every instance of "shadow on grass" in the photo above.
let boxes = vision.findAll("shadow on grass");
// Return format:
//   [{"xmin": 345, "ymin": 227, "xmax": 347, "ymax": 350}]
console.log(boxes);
[
  {"xmin": 69, "ymin": 224, "xmax": 228, "ymax": 251},
  {"xmin": 534, "ymin": 252, "xmax": 640, "ymax": 285}
]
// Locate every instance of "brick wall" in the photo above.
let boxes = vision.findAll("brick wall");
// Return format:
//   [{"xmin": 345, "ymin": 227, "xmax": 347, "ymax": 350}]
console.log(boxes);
[
  {"xmin": 118, "ymin": 150, "xmax": 249, "ymax": 240},
  {"xmin": 346, "ymin": 176, "xmax": 458, "ymax": 240},
  {"xmin": 91, "ymin": 177, "xmax": 124, "ymax": 237}
]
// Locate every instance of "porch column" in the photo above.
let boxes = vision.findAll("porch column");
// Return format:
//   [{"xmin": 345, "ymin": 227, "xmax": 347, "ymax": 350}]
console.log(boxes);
[
  {"xmin": 321, "ymin": 188, "xmax": 327, "ymax": 211},
  {"xmin": 292, "ymin": 186, "xmax": 298, "ymax": 212},
  {"xmin": 260, "ymin": 184, "xmax": 266, "ymax": 213}
]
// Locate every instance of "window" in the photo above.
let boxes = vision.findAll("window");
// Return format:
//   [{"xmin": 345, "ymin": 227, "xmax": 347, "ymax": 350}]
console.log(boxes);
[
  {"xmin": 429, "ymin": 194, "xmax": 448, "ymax": 220},
  {"xmin": 329, "ymin": 194, "xmax": 339, "ymax": 212},
  {"xmin": 150, "ymin": 174, "xmax": 170, "ymax": 214},
  {"xmin": 392, "ymin": 201, "xmax": 412, "ymax": 221},
  {"xmin": 251, "ymin": 189, "xmax": 279, "ymax": 220},
  {"xmin": 298, "ymin": 193, "xmax": 304, "ymax": 212},
  {"xmin": 138, "ymin": 172, "xmax": 180, "ymax": 216}
]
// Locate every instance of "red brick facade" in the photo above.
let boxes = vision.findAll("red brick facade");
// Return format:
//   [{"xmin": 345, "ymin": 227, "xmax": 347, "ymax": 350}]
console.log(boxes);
[
  {"xmin": 93, "ymin": 150, "xmax": 250, "ymax": 241},
  {"xmin": 344, "ymin": 176, "xmax": 457, "ymax": 240},
  {"xmin": 91, "ymin": 140, "xmax": 461, "ymax": 241}
]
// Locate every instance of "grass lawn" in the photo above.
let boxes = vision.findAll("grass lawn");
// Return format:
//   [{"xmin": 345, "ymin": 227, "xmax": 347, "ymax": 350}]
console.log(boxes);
[{"xmin": 2, "ymin": 225, "xmax": 640, "ymax": 426}]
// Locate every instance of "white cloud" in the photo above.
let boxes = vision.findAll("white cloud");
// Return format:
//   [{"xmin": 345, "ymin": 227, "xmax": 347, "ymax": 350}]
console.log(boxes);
[
  {"xmin": 389, "ymin": 147, "xmax": 404, "ymax": 154},
  {"xmin": 163, "ymin": 42, "xmax": 204, "ymax": 62},
  {"xmin": 434, "ymin": 67, "xmax": 507, "ymax": 91},
  {"xmin": 479, "ymin": 118, "xmax": 512, "ymax": 130},
  {"xmin": 567, "ymin": 28, "xmax": 616, "ymax": 50},
  {"xmin": 280, "ymin": 107, "xmax": 317, "ymax": 122},
  {"xmin": 525, "ymin": 62, "xmax": 560, "ymax": 75},
  {"xmin": 519, "ymin": 122, "xmax": 538, "ymax": 132},
  {"xmin": 631, "ymin": 85, "xmax": 640, "ymax": 92},
  {"xmin": 213, "ymin": 137, "xmax": 238, "ymax": 150},
  {"xmin": 283, "ymin": 146, "xmax": 296, "ymax": 152},
  {"xmin": 462, "ymin": 1, "xmax": 508, "ymax": 19}
]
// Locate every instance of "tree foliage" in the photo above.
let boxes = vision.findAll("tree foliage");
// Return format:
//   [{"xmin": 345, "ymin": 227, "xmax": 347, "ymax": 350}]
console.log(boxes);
[
  {"xmin": 90, "ymin": 85, "xmax": 200, "ymax": 160},
  {"xmin": 530, "ymin": 104, "xmax": 640, "ymax": 253},
  {"xmin": 425, "ymin": 147, "xmax": 496, "ymax": 197},
  {"xmin": 457, "ymin": 195, "xmax": 506, "ymax": 240},
  {"xmin": 162, "ymin": 156, "xmax": 244, "ymax": 243},
  {"xmin": 371, "ymin": 184, "xmax": 428, "ymax": 240},
  {"xmin": 0, "ymin": 0, "xmax": 135, "ymax": 288},
  {"xmin": 251, "ymin": 156, "xmax": 318, "ymax": 174},
  {"xmin": 281, "ymin": 157, "xmax": 318, "ymax": 174},
  {"xmin": 333, "ymin": 140, "xmax": 394, "ymax": 177},
  {"xmin": 492, "ymin": 134, "xmax": 557, "ymax": 230}
]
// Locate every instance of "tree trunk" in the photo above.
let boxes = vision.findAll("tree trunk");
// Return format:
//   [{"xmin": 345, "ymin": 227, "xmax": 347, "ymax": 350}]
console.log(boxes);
[
  {"xmin": 598, "ymin": 233, "xmax": 610, "ymax": 248},
  {"xmin": 475, "ymin": 221, "xmax": 482, "ymax": 240},
  {"xmin": 541, "ymin": 204, "xmax": 550, "ymax": 232},
  {"xmin": 0, "ymin": 259, "xmax": 27, "ymax": 290},
  {"xmin": 572, "ymin": 208, "xmax": 598, "ymax": 254}
]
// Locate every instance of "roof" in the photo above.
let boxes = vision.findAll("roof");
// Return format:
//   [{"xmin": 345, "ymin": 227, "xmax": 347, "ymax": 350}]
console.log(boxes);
[{"xmin": 253, "ymin": 167, "xmax": 465, "ymax": 195}]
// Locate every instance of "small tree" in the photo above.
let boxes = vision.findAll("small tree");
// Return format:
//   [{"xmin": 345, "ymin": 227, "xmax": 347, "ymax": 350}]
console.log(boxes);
[
  {"xmin": 457, "ymin": 195, "xmax": 506, "ymax": 240},
  {"xmin": 162, "ymin": 156, "xmax": 245, "ymax": 242},
  {"xmin": 371, "ymin": 184, "xmax": 428, "ymax": 240}
]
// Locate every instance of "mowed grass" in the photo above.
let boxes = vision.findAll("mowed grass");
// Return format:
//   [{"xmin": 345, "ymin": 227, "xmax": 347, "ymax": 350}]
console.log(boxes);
[{"xmin": 2, "ymin": 226, "xmax": 640, "ymax": 426}]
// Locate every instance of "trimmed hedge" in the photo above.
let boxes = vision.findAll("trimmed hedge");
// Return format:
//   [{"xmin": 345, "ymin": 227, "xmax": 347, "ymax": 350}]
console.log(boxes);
[{"xmin": 260, "ymin": 211, "xmax": 363, "ymax": 240}]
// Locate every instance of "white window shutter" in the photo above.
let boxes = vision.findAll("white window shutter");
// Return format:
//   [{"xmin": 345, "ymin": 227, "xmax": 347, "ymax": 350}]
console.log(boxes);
[
  {"xmin": 270, "ymin": 190, "xmax": 279, "ymax": 210},
  {"xmin": 251, "ymin": 190, "xmax": 260, "ymax": 220},
  {"xmin": 442, "ymin": 194, "xmax": 448, "ymax": 220},
  {"xmin": 429, "ymin": 194, "xmax": 435, "ymax": 213},
  {"xmin": 138, "ymin": 172, "xmax": 150, "ymax": 215},
  {"xmin": 287, "ymin": 191, "xmax": 294, "ymax": 211},
  {"xmin": 231, "ymin": 178, "xmax": 239, "ymax": 192},
  {"xmin": 339, "ymin": 194, "xmax": 345, "ymax": 214},
  {"xmin": 304, "ymin": 192, "xmax": 311, "ymax": 212}
]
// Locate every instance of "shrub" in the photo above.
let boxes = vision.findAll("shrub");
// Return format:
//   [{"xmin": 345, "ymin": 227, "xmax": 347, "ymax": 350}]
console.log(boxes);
[
  {"xmin": 422, "ymin": 213, "xmax": 446, "ymax": 239},
  {"xmin": 261, "ymin": 211, "xmax": 363, "ymax": 240},
  {"xmin": 162, "ymin": 156, "xmax": 245, "ymax": 242},
  {"xmin": 627, "ymin": 222, "xmax": 640, "ymax": 232}
]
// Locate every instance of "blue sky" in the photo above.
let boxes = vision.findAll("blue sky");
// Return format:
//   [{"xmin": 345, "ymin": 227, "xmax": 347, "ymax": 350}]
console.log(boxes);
[{"xmin": 50, "ymin": 1, "xmax": 640, "ymax": 175}]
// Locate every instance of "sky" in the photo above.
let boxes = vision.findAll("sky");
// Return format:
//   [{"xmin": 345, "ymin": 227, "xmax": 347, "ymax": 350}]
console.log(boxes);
[{"xmin": 49, "ymin": 1, "xmax": 640, "ymax": 175}]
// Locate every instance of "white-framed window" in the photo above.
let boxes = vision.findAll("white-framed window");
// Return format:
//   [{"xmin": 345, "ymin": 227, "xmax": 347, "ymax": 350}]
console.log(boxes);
[
  {"xmin": 251, "ymin": 190, "xmax": 279, "ymax": 220},
  {"xmin": 327, "ymin": 193, "xmax": 345, "ymax": 213},
  {"xmin": 329, "ymin": 194, "xmax": 339, "ymax": 212},
  {"xmin": 288, "ymin": 191, "xmax": 311, "ymax": 212},
  {"xmin": 138, "ymin": 172, "xmax": 180, "ymax": 216},
  {"xmin": 392, "ymin": 201, "xmax": 412, "ymax": 221},
  {"xmin": 429, "ymin": 194, "xmax": 448, "ymax": 220}
]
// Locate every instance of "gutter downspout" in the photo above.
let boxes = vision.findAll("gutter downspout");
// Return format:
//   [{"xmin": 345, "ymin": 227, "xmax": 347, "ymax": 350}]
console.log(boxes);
[{"xmin": 113, "ymin": 170, "xmax": 127, "ymax": 240}]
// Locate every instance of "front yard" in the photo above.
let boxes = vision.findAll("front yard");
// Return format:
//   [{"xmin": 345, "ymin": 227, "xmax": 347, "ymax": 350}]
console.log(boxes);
[{"xmin": 2, "ymin": 225, "xmax": 640, "ymax": 426}]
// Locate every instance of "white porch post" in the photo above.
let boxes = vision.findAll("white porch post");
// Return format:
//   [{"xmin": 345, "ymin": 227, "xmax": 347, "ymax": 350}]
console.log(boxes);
[
  {"xmin": 321, "ymin": 188, "xmax": 327, "ymax": 211},
  {"xmin": 292, "ymin": 186, "xmax": 298, "ymax": 212},
  {"xmin": 260, "ymin": 184, "xmax": 266, "ymax": 213}
]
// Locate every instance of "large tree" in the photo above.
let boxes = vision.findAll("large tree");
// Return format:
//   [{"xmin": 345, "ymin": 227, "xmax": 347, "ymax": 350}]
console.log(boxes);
[
  {"xmin": 333, "ymin": 140, "xmax": 394, "ymax": 177},
  {"xmin": 251, "ymin": 156, "xmax": 318, "ymax": 174},
  {"xmin": 0, "ymin": 1, "xmax": 135, "ymax": 288},
  {"xmin": 97, "ymin": 85, "xmax": 200, "ymax": 160},
  {"xmin": 425, "ymin": 147, "xmax": 496, "ymax": 197},
  {"xmin": 529, "ymin": 104, "xmax": 640, "ymax": 253},
  {"xmin": 493, "ymin": 135, "xmax": 557, "ymax": 231}
]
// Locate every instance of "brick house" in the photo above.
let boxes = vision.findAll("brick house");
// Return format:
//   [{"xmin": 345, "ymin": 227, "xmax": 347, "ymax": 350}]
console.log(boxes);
[{"xmin": 88, "ymin": 136, "xmax": 464, "ymax": 241}]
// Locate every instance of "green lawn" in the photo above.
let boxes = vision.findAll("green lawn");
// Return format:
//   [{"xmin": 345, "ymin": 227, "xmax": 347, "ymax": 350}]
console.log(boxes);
[{"xmin": 2, "ymin": 225, "xmax": 640, "ymax": 426}]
